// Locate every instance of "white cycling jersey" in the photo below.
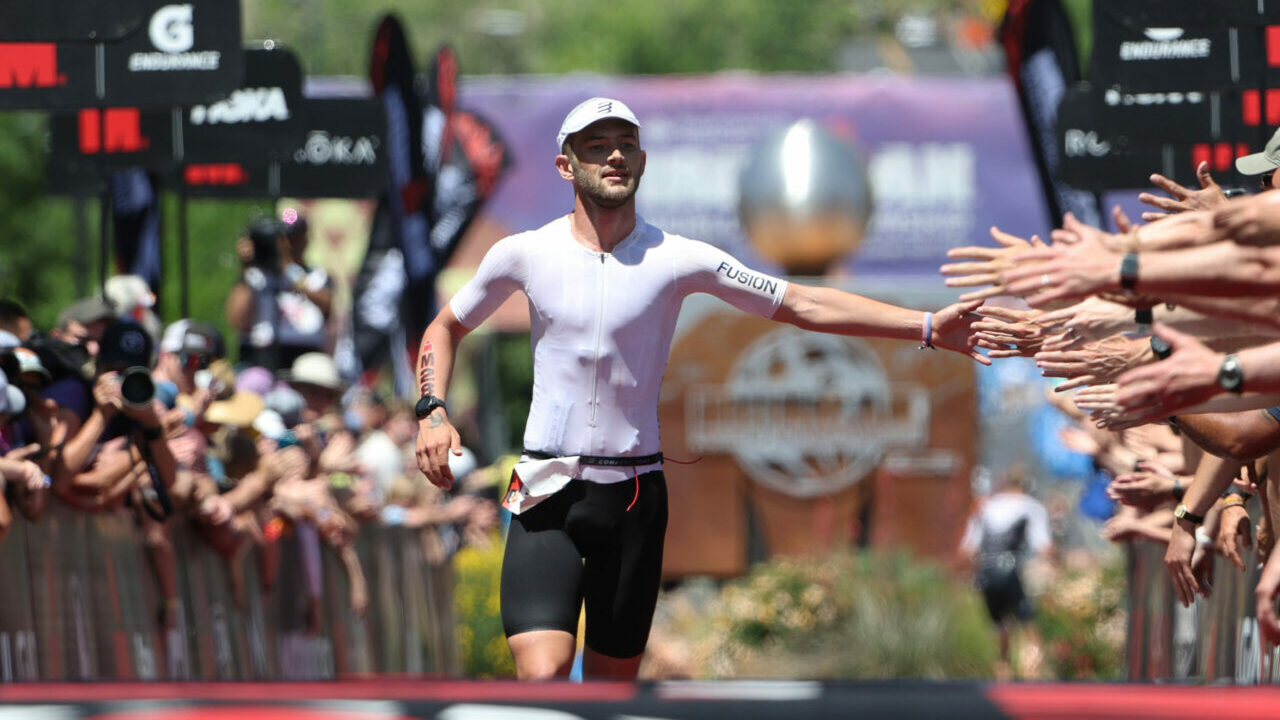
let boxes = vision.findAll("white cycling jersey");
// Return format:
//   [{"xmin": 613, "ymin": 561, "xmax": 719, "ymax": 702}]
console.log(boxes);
[{"xmin": 450, "ymin": 214, "xmax": 789, "ymax": 483}]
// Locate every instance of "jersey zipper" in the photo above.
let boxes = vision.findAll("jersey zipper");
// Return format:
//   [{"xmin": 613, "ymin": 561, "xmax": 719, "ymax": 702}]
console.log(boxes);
[{"xmin": 589, "ymin": 252, "xmax": 606, "ymax": 427}]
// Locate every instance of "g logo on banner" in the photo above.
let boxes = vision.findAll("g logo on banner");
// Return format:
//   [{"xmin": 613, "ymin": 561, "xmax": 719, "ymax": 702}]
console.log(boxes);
[{"xmin": 150, "ymin": 4, "xmax": 195, "ymax": 54}]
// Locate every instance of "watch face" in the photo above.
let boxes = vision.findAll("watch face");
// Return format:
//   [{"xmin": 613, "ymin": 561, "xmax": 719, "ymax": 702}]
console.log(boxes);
[{"xmin": 1218, "ymin": 356, "xmax": 1244, "ymax": 393}]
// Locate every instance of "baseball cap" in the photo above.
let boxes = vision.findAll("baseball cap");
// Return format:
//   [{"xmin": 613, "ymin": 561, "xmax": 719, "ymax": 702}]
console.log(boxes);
[
  {"xmin": 1237, "ymin": 126, "xmax": 1280, "ymax": 175},
  {"xmin": 282, "ymin": 352, "xmax": 342, "ymax": 392},
  {"xmin": 0, "ymin": 330, "xmax": 18, "ymax": 351},
  {"xmin": 58, "ymin": 297, "xmax": 115, "ymax": 329},
  {"xmin": 160, "ymin": 319, "xmax": 226, "ymax": 359},
  {"xmin": 556, "ymin": 97, "xmax": 641, "ymax": 150},
  {"xmin": 97, "ymin": 320, "xmax": 154, "ymax": 369},
  {"xmin": 0, "ymin": 370, "xmax": 25, "ymax": 416},
  {"xmin": 11, "ymin": 347, "xmax": 50, "ymax": 383}
]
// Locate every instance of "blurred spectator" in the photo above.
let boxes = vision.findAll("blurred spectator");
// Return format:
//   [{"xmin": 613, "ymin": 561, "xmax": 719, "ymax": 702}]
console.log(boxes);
[
  {"xmin": 0, "ymin": 299, "xmax": 33, "ymax": 345},
  {"xmin": 226, "ymin": 216, "xmax": 333, "ymax": 371},
  {"xmin": 105, "ymin": 274, "xmax": 161, "ymax": 342},
  {"xmin": 52, "ymin": 297, "xmax": 115, "ymax": 359}
]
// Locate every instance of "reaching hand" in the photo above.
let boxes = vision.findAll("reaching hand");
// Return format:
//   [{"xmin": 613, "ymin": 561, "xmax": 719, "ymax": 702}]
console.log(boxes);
[
  {"xmin": 1256, "ymin": 545, "xmax": 1280, "ymax": 644},
  {"xmin": 1166, "ymin": 520, "xmax": 1202, "ymax": 607},
  {"xmin": 970, "ymin": 305, "xmax": 1046, "ymax": 359},
  {"xmin": 1113, "ymin": 324, "xmax": 1222, "ymax": 423},
  {"xmin": 1035, "ymin": 334, "xmax": 1155, "ymax": 392},
  {"xmin": 1138, "ymin": 162, "xmax": 1228, "ymax": 222},
  {"xmin": 1218, "ymin": 502, "xmax": 1252, "ymax": 572},
  {"xmin": 940, "ymin": 226, "xmax": 1043, "ymax": 302},
  {"xmin": 1035, "ymin": 297, "xmax": 1132, "ymax": 351},
  {"xmin": 1004, "ymin": 214, "xmax": 1124, "ymax": 307},
  {"xmin": 1106, "ymin": 471, "xmax": 1176, "ymax": 510}
]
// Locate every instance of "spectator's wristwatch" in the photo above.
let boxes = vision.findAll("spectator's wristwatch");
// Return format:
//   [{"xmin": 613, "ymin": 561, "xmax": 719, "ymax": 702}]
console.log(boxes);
[
  {"xmin": 415, "ymin": 394, "xmax": 448, "ymax": 420},
  {"xmin": 1119, "ymin": 252, "xmax": 1139, "ymax": 292},
  {"xmin": 1174, "ymin": 503, "xmax": 1205, "ymax": 526},
  {"xmin": 1217, "ymin": 354, "xmax": 1244, "ymax": 394}
]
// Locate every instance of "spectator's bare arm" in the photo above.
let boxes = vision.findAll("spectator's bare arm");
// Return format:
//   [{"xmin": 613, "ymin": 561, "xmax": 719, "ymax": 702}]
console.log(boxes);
[{"xmin": 1169, "ymin": 410, "xmax": 1280, "ymax": 463}]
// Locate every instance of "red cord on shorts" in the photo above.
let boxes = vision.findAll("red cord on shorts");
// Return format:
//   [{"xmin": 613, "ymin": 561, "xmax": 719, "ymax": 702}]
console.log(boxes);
[{"xmin": 626, "ymin": 467, "xmax": 639, "ymax": 511}]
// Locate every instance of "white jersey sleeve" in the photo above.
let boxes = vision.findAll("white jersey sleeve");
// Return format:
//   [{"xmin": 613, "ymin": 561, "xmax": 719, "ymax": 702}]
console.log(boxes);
[
  {"xmin": 1025, "ymin": 500, "xmax": 1052, "ymax": 554},
  {"xmin": 676, "ymin": 238, "xmax": 788, "ymax": 318},
  {"xmin": 449, "ymin": 236, "xmax": 526, "ymax": 329}
]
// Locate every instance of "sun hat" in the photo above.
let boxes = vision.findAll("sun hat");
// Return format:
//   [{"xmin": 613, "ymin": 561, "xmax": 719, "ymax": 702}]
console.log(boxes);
[{"xmin": 1236, "ymin": 126, "xmax": 1280, "ymax": 175}]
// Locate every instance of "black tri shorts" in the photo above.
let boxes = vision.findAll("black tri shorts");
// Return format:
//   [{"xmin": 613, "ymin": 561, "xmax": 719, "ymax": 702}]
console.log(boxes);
[{"xmin": 500, "ymin": 471, "xmax": 668, "ymax": 659}]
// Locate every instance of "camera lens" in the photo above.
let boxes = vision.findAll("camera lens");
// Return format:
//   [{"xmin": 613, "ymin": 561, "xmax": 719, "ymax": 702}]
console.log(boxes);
[{"xmin": 120, "ymin": 367, "xmax": 155, "ymax": 408}]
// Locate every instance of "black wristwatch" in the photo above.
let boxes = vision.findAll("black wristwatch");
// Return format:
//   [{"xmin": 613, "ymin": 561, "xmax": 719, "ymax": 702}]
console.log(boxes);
[
  {"xmin": 1217, "ymin": 354, "xmax": 1244, "ymax": 394},
  {"xmin": 415, "ymin": 394, "xmax": 448, "ymax": 420},
  {"xmin": 1135, "ymin": 307, "xmax": 1153, "ymax": 326},
  {"xmin": 1119, "ymin": 252, "xmax": 1139, "ymax": 292},
  {"xmin": 1174, "ymin": 503, "xmax": 1205, "ymax": 526},
  {"xmin": 1150, "ymin": 335, "xmax": 1172, "ymax": 360}
]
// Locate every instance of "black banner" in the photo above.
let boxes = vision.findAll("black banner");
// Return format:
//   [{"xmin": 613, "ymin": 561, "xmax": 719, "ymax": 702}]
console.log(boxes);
[
  {"xmin": 0, "ymin": 0, "xmax": 145, "ymax": 42},
  {"xmin": 0, "ymin": 0, "xmax": 241, "ymax": 111},
  {"xmin": 100, "ymin": 0, "xmax": 243, "ymax": 107},
  {"xmin": 177, "ymin": 46, "xmax": 305, "ymax": 199},
  {"xmin": 46, "ymin": 106, "xmax": 178, "ymax": 194},
  {"xmin": 0, "ymin": 42, "xmax": 97, "ymax": 110},
  {"xmin": 279, "ymin": 97, "xmax": 389, "ymax": 199}
]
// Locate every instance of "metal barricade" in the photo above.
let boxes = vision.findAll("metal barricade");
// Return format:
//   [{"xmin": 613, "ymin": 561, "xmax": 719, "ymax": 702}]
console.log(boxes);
[{"xmin": 0, "ymin": 501, "xmax": 458, "ymax": 681}]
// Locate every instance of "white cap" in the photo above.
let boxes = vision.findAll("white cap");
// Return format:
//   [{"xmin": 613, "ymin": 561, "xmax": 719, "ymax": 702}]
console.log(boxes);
[
  {"xmin": 1237, "ymin": 126, "xmax": 1280, "ymax": 175},
  {"xmin": 448, "ymin": 446, "xmax": 478, "ymax": 480},
  {"xmin": 282, "ymin": 352, "xmax": 342, "ymax": 391},
  {"xmin": 0, "ymin": 330, "xmax": 18, "ymax": 351},
  {"xmin": 0, "ymin": 370, "xmax": 24, "ymax": 416},
  {"xmin": 556, "ymin": 97, "xmax": 641, "ymax": 150}
]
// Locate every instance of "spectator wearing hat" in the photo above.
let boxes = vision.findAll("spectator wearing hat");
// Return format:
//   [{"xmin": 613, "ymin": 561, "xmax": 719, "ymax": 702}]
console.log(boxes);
[
  {"xmin": 55, "ymin": 321, "xmax": 175, "ymax": 506},
  {"xmin": 104, "ymin": 275, "xmax": 161, "ymax": 342},
  {"xmin": 53, "ymin": 297, "xmax": 116, "ymax": 359},
  {"xmin": 226, "ymin": 216, "xmax": 333, "ymax": 371},
  {"xmin": 156, "ymin": 320, "xmax": 226, "ymax": 398}
]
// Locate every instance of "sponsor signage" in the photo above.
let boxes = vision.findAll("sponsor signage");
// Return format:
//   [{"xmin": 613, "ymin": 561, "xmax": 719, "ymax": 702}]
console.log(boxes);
[
  {"xmin": 1091, "ymin": 20, "xmax": 1257, "ymax": 92},
  {"xmin": 177, "ymin": 46, "xmax": 305, "ymax": 198},
  {"xmin": 279, "ymin": 97, "xmax": 389, "ymax": 198},
  {"xmin": 101, "ymin": 0, "xmax": 242, "ymax": 106},
  {"xmin": 1095, "ymin": 0, "xmax": 1280, "ymax": 29},
  {"xmin": 0, "ymin": 41, "xmax": 95, "ymax": 110},
  {"xmin": 0, "ymin": 0, "xmax": 240, "ymax": 110},
  {"xmin": 0, "ymin": 0, "xmax": 146, "ymax": 42},
  {"xmin": 182, "ymin": 47, "xmax": 303, "ymax": 164},
  {"xmin": 46, "ymin": 105, "xmax": 176, "ymax": 194}
]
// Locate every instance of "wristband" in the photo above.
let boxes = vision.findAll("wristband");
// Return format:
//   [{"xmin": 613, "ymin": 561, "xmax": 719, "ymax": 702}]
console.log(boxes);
[
  {"xmin": 1194, "ymin": 526, "xmax": 1212, "ymax": 547},
  {"xmin": 1220, "ymin": 495, "xmax": 1247, "ymax": 509},
  {"xmin": 1120, "ymin": 252, "xmax": 1139, "ymax": 292},
  {"xmin": 1135, "ymin": 307, "xmax": 1153, "ymax": 326},
  {"xmin": 142, "ymin": 424, "xmax": 163, "ymax": 441},
  {"xmin": 919, "ymin": 312, "xmax": 935, "ymax": 350},
  {"xmin": 1171, "ymin": 477, "xmax": 1185, "ymax": 501}
]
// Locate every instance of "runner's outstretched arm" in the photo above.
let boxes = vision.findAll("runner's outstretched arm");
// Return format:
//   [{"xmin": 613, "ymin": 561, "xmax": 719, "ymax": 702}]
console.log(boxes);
[
  {"xmin": 414, "ymin": 306, "xmax": 473, "ymax": 489},
  {"xmin": 773, "ymin": 284, "xmax": 989, "ymax": 365}
]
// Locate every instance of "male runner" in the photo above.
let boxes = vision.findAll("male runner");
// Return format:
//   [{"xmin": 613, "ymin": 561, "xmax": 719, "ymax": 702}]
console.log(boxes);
[{"xmin": 415, "ymin": 97, "xmax": 987, "ymax": 680}]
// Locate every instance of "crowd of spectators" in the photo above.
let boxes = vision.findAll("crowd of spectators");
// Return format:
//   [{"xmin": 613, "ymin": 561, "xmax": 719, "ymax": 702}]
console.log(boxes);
[
  {"xmin": 0, "ymin": 214, "xmax": 498, "ymax": 633},
  {"xmin": 940, "ymin": 125, "xmax": 1280, "ymax": 644}
]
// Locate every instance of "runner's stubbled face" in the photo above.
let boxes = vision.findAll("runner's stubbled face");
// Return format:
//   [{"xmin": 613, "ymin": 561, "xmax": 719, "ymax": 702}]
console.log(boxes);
[{"xmin": 566, "ymin": 118, "xmax": 645, "ymax": 209}]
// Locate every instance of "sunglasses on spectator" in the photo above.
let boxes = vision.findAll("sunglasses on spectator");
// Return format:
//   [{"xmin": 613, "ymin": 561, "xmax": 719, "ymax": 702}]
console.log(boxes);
[
  {"xmin": 180, "ymin": 352, "xmax": 212, "ymax": 371},
  {"xmin": 1263, "ymin": 171, "xmax": 1276, "ymax": 190}
]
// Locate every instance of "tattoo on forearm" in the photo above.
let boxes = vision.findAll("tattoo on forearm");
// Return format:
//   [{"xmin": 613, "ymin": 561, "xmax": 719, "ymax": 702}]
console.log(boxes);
[
  {"xmin": 418, "ymin": 339, "xmax": 436, "ymax": 398},
  {"xmin": 423, "ymin": 414, "xmax": 444, "ymax": 428}
]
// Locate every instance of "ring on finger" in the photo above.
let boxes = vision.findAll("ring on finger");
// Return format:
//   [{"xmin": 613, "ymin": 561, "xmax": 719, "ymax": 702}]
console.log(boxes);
[{"xmin": 1041, "ymin": 273, "xmax": 1051, "ymax": 287}]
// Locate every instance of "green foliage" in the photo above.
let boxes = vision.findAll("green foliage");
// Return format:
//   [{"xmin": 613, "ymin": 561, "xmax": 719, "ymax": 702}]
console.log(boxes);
[
  {"xmin": 242, "ymin": 0, "xmax": 961, "ymax": 79},
  {"xmin": 493, "ymin": 332, "xmax": 533, "ymax": 450},
  {"xmin": 1033, "ymin": 556, "xmax": 1126, "ymax": 680},
  {"xmin": 453, "ymin": 535, "xmax": 516, "ymax": 677},
  {"xmin": 655, "ymin": 549, "xmax": 999, "ymax": 679}
]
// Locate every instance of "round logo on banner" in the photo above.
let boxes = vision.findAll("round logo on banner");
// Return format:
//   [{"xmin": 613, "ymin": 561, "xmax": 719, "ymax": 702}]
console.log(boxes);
[{"xmin": 685, "ymin": 327, "xmax": 931, "ymax": 498}]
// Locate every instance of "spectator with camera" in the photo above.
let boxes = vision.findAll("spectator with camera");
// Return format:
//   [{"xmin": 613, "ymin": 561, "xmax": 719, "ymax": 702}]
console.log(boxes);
[{"xmin": 226, "ymin": 216, "xmax": 334, "ymax": 372}]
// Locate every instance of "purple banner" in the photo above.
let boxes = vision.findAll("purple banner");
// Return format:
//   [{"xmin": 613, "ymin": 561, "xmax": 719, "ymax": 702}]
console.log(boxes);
[{"xmin": 461, "ymin": 74, "xmax": 1051, "ymax": 280}]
